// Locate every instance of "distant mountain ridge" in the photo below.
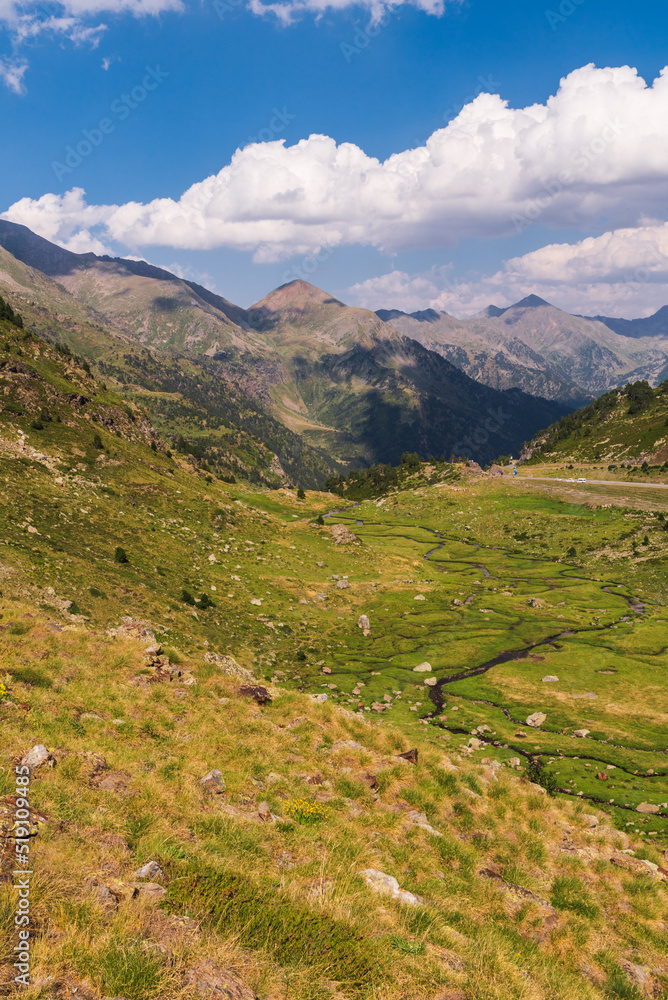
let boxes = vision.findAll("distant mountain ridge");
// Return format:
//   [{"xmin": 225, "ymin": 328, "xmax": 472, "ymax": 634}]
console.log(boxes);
[
  {"xmin": 377, "ymin": 296, "xmax": 668, "ymax": 404},
  {"xmin": 0, "ymin": 222, "xmax": 571, "ymax": 468}
]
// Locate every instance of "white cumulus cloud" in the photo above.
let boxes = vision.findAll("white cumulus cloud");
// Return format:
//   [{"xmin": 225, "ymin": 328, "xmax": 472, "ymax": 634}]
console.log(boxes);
[
  {"xmin": 346, "ymin": 224, "xmax": 668, "ymax": 319},
  {"xmin": 6, "ymin": 64, "xmax": 668, "ymax": 260}
]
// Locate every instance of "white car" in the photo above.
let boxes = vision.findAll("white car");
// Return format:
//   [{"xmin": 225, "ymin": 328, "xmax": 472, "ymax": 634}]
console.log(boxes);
[
  {"xmin": 566, "ymin": 478, "xmax": 574, "ymax": 482},
  {"xmin": 577, "ymin": 478, "xmax": 586, "ymax": 482}
]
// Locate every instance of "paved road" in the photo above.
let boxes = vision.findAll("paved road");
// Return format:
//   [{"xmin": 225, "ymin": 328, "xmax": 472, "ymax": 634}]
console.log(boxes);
[{"xmin": 511, "ymin": 475, "xmax": 668, "ymax": 489}]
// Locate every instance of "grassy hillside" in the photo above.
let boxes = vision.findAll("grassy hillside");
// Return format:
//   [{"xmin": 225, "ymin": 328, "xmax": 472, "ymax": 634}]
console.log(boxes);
[
  {"xmin": 524, "ymin": 380, "xmax": 668, "ymax": 475},
  {"xmin": 1, "ymin": 329, "xmax": 668, "ymax": 998},
  {"xmin": 0, "ymin": 254, "xmax": 341, "ymax": 489}
]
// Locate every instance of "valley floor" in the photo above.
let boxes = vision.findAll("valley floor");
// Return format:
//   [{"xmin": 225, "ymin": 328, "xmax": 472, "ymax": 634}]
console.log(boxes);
[{"xmin": 1, "ymin": 453, "xmax": 667, "ymax": 1000}]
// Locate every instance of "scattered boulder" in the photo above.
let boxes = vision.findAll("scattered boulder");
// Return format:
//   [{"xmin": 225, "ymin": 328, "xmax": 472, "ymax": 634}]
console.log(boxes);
[
  {"xmin": 527, "ymin": 598, "xmax": 546, "ymax": 608},
  {"xmin": 357, "ymin": 614, "xmax": 370, "ymax": 630},
  {"xmin": 238, "ymin": 684, "xmax": 272, "ymax": 705},
  {"xmin": 258, "ymin": 801, "xmax": 273, "ymax": 822},
  {"xmin": 573, "ymin": 729, "xmax": 590, "ymax": 738},
  {"xmin": 406, "ymin": 809, "xmax": 441, "ymax": 836},
  {"xmin": 134, "ymin": 860, "xmax": 164, "ymax": 881},
  {"xmin": 581, "ymin": 814, "xmax": 600, "ymax": 828},
  {"xmin": 328, "ymin": 524, "xmax": 358, "ymax": 545},
  {"xmin": 526, "ymin": 712, "xmax": 546, "ymax": 728},
  {"xmin": 619, "ymin": 960, "xmax": 661, "ymax": 998},
  {"xmin": 20, "ymin": 745, "xmax": 54, "ymax": 770},
  {"xmin": 199, "ymin": 769, "xmax": 226, "ymax": 794},
  {"xmin": 414, "ymin": 594, "xmax": 426, "ymax": 601},
  {"xmin": 396, "ymin": 748, "xmax": 418, "ymax": 764},
  {"xmin": 359, "ymin": 869, "xmax": 424, "ymax": 906},
  {"xmin": 413, "ymin": 662, "xmax": 432, "ymax": 673},
  {"xmin": 204, "ymin": 652, "xmax": 255, "ymax": 683},
  {"xmin": 425, "ymin": 677, "xmax": 437, "ymax": 687},
  {"xmin": 636, "ymin": 802, "xmax": 661, "ymax": 815},
  {"xmin": 542, "ymin": 676, "xmax": 559, "ymax": 683},
  {"xmin": 336, "ymin": 579, "xmax": 349, "ymax": 589}
]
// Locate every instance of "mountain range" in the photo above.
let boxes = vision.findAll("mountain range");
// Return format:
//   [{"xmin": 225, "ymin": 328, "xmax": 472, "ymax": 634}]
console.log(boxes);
[
  {"xmin": 2, "ymin": 219, "xmax": 668, "ymax": 480},
  {"xmin": 378, "ymin": 294, "xmax": 668, "ymax": 405}
]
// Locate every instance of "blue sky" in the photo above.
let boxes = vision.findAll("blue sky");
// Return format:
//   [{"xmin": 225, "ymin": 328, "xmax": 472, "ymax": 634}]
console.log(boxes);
[{"xmin": 2, "ymin": 0, "xmax": 668, "ymax": 316}]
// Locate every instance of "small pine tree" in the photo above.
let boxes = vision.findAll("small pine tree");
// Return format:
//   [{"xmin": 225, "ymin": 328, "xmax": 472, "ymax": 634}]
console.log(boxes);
[
  {"xmin": 114, "ymin": 546, "xmax": 128, "ymax": 564},
  {"xmin": 297, "ymin": 488, "xmax": 306, "ymax": 500},
  {"xmin": 316, "ymin": 514, "xmax": 325, "ymax": 526},
  {"xmin": 643, "ymin": 535, "xmax": 649, "ymax": 546},
  {"xmin": 93, "ymin": 434, "xmax": 103, "ymax": 450},
  {"xmin": 567, "ymin": 546, "xmax": 577, "ymax": 557},
  {"xmin": 180, "ymin": 588, "xmax": 195, "ymax": 605}
]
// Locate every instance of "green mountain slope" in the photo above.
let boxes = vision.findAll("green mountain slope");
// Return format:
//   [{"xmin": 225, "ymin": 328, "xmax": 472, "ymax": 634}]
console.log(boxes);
[
  {"xmin": 0, "ymin": 220, "xmax": 259, "ymax": 356},
  {"xmin": 524, "ymin": 379, "xmax": 668, "ymax": 469},
  {"xmin": 0, "ymin": 247, "xmax": 341, "ymax": 488},
  {"xmin": 245, "ymin": 281, "xmax": 570, "ymax": 466}
]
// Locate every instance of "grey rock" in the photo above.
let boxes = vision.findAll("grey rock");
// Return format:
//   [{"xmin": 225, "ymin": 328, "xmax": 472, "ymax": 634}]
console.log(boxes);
[
  {"xmin": 204, "ymin": 652, "xmax": 254, "ymax": 683},
  {"xmin": 360, "ymin": 868, "xmax": 424, "ymax": 906},
  {"xmin": 134, "ymin": 860, "xmax": 164, "ymax": 881},
  {"xmin": 199, "ymin": 769, "xmax": 226, "ymax": 794},
  {"xmin": 21, "ymin": 744, "xmax": 54, "ymax": 770}
]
